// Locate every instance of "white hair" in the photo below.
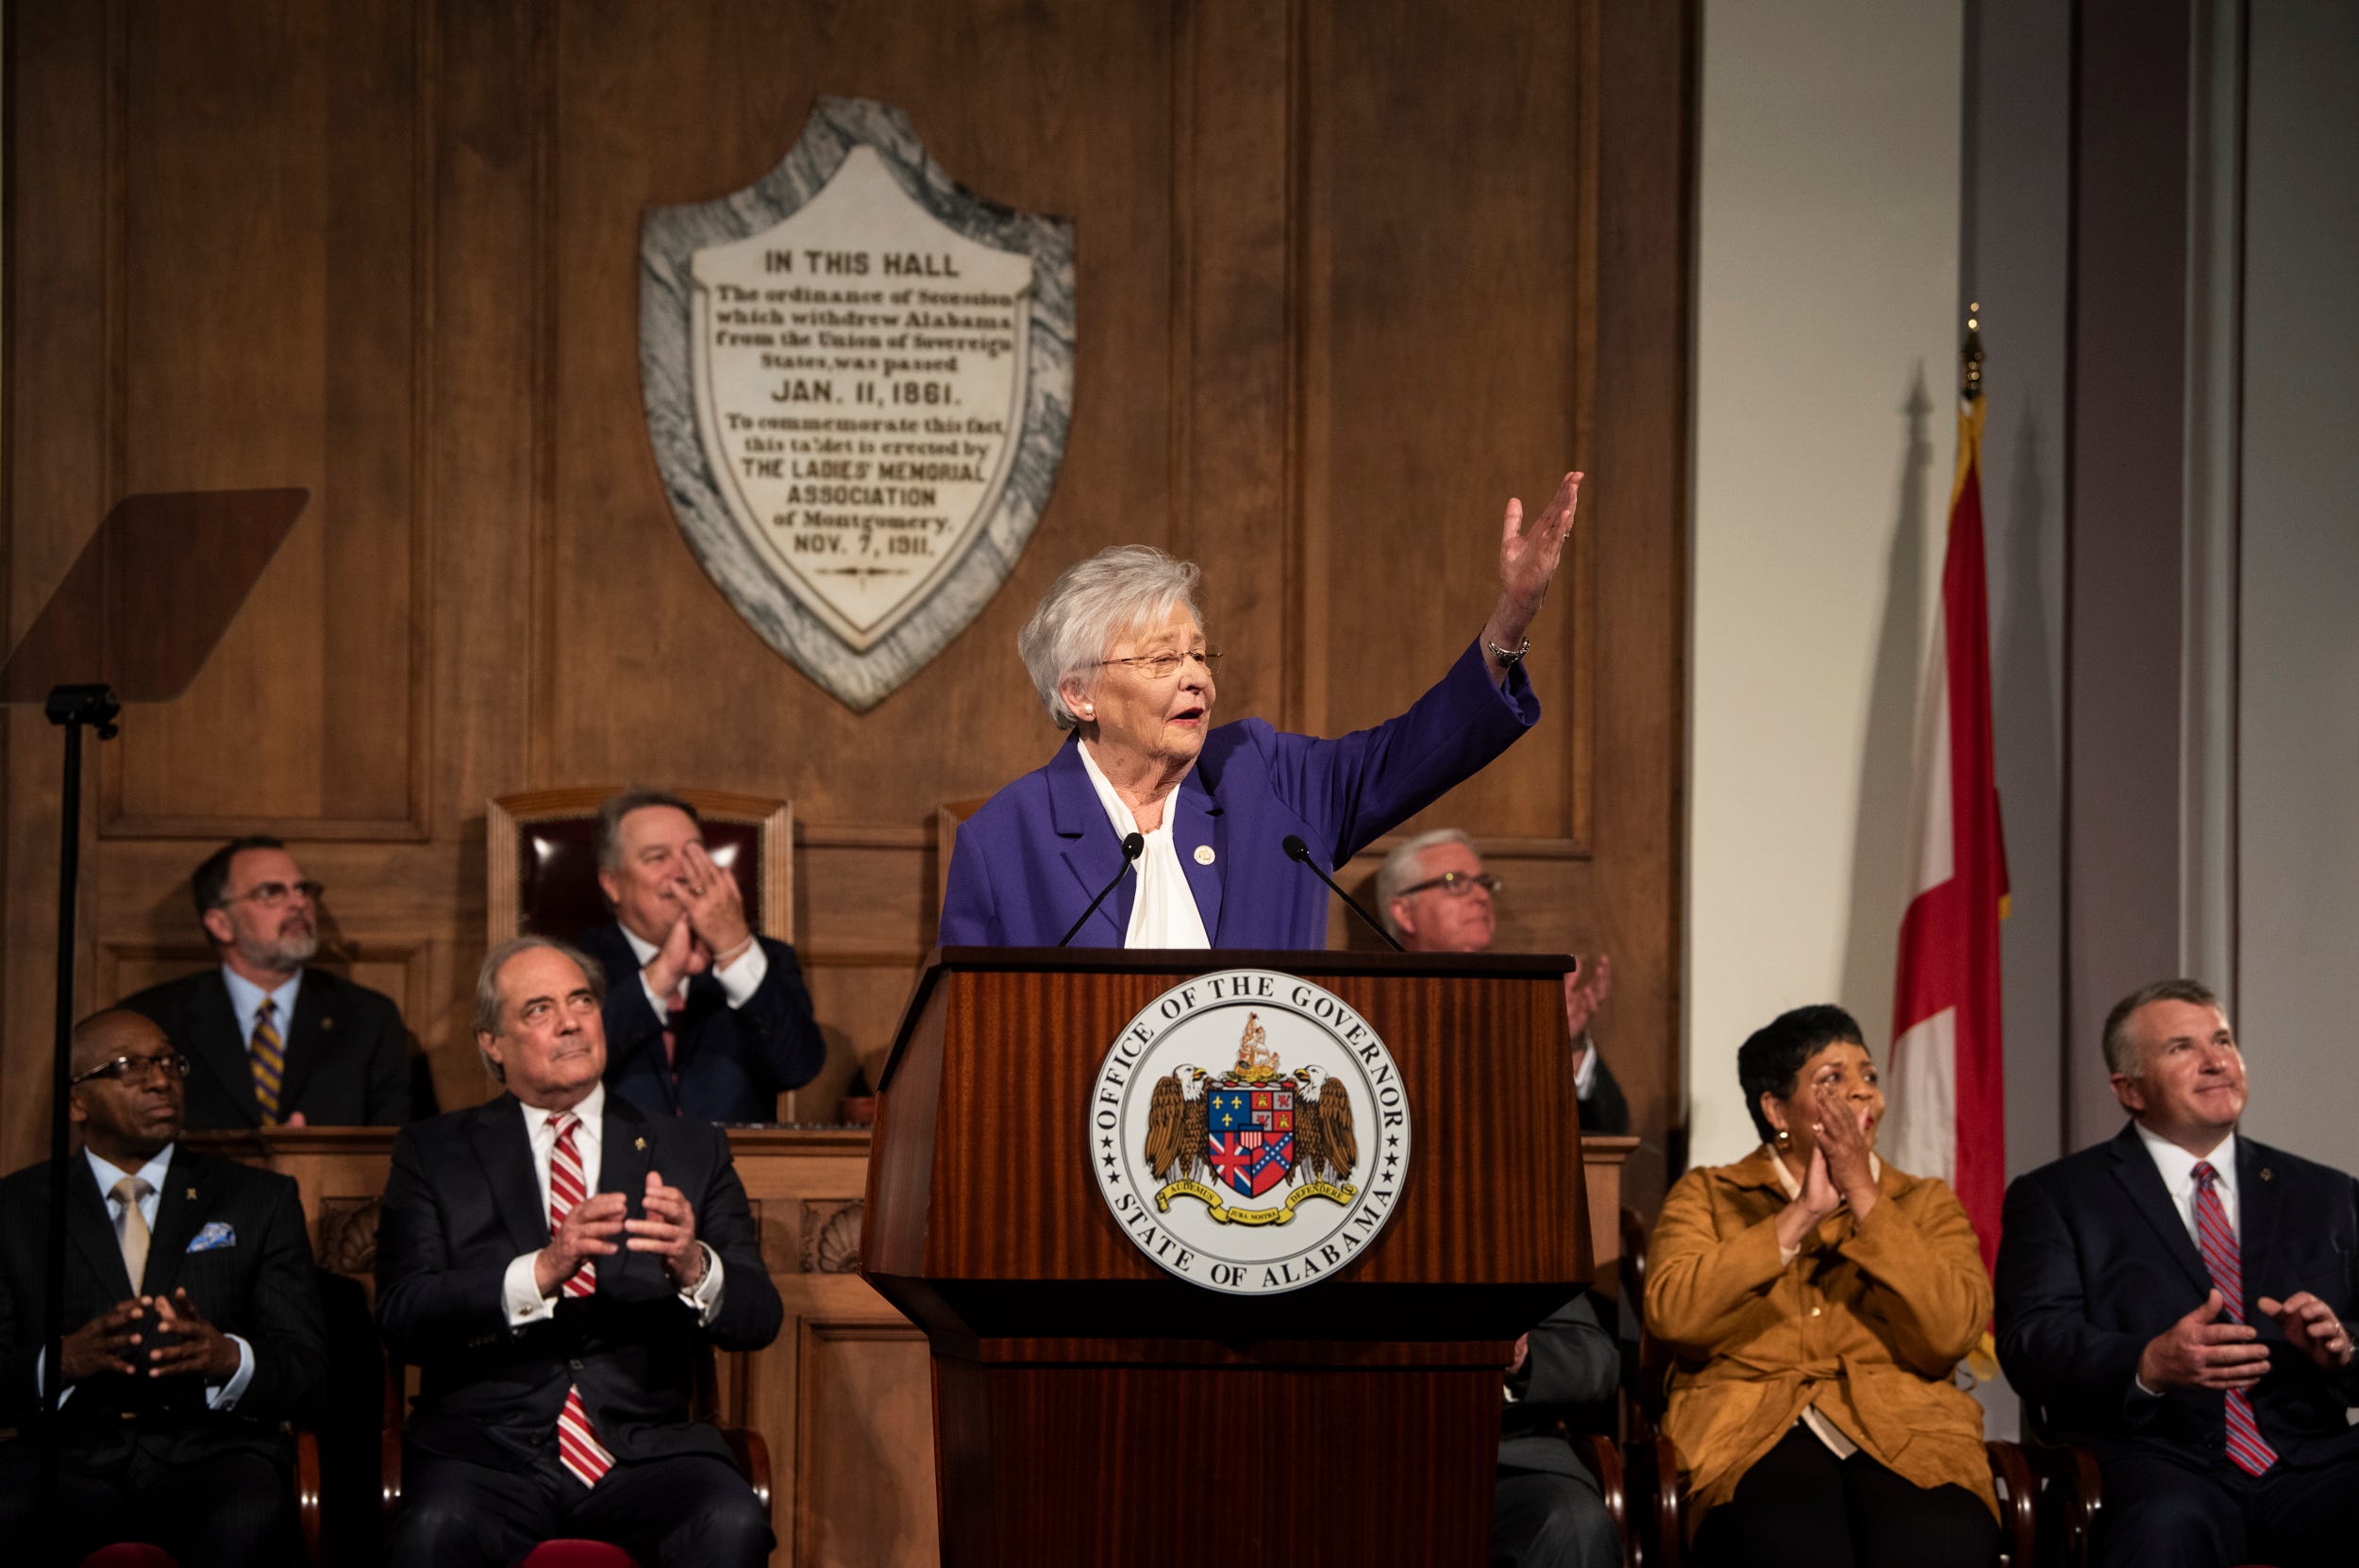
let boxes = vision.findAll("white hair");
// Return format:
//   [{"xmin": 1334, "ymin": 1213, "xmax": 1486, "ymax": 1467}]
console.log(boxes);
[
  {"xmin": 1375, "ymin": 827, "xmax": 1477, "ymax": 937},
  {"xmin": 1017, "ymin": 545, "xmax": 1205, "ymax": 729}
]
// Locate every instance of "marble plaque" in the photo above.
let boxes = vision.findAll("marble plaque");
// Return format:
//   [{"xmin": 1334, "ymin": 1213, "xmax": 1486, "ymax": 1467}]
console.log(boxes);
[{"xmin": 643, "ymin": 98, "xmax": 1075, "ymax": 710}]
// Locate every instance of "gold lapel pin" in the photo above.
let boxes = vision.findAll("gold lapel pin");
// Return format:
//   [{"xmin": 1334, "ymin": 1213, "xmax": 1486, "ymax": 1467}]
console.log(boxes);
[
  {"xmin": 1194, "ymin": 844, "xmax": 1216, "ymax": 865},
  {"xmin": 320, "ymin": 1018, "xmax": 335, "ymax": 1031},
  {"xmin": 634, "ymin": 1137, "xmax": 647, "ymax": 1151},
  {"xmin": 2261, "ymin": 1167, "xmax": 2274, "ymax": 1181},
  {"xmin": 186, "ymin": 1188, "xmax": 197, "ymax": 1200}
]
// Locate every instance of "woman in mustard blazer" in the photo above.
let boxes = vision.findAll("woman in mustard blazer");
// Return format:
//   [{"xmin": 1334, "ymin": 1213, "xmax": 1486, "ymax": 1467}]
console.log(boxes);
[{"xmin": 1645, "ymin": 1005, "xmax": 1999, "ymax": 1567}]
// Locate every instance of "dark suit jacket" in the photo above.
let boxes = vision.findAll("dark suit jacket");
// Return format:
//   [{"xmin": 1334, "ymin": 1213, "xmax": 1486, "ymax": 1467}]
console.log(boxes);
[
  {"xmin": 1498, "ymin": 1291, "xmax": 1621, "ymax": 1477},
  {"xmin": 121, "ymin": 965, "xmax": 411, "ymax": 1129},
  {"xmin": 1579, "ymin": 1053, "xmax": 1630, "ymax": 1136},
  {"xmin": 376, "ymin": 1093, "xmax": 783, "ymax": 1473},
  {"xmin": 1995, "ymin": 1121, "xmax": 2359, "ymax": 1471},
  {"xmin": 583, "ymin": 923, "xmax": 826, "ymax": 1125},
  {"xmin": 0, "ymin": 1148, "xmax": 327, "ymax": 1468},
  {"xmin": 940, "ymin": 640, "xmax": 1540, "ymax": 949}
]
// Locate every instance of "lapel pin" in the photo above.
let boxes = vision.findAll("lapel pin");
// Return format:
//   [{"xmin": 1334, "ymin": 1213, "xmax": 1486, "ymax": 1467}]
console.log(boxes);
[
  {"xmin": 2261, "ymin": 1167, "xmax": 2274, "ymax": 1181},
  {"xmin": 320, "ymin": 1017, "xmax": 334, "ymax": 1031},
  {"xmin": 635, "ymin": 1137, "xmax": 647, "ymax": 1151},
  {"xmin": 186, "ymin": 1188, "xmax": 197, "ymax": 1200},
  {"xmin": 1194, "ymin": 844, "xmax": 1216, "ymax": 866}
]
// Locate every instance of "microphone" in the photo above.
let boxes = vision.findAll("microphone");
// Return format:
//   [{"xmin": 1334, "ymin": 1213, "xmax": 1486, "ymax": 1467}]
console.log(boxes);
[
  {"xmin": 1058, "ymin": 832, "xmax": 1146, "ymax": 947},
  {"xmin": 1282, "ymin": 834, "xmax": 1403, "ymax": 952}
]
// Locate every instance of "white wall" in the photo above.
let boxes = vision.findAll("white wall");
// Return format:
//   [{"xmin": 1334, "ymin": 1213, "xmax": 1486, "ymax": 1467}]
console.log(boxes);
[
  {"xmin": 1687, "ymin": 0, "xmax": 1963, "ymax": 1164},
  {"xmin": 2235, "ymin": 0, "xmax": 2359, "ymax": 1174}
]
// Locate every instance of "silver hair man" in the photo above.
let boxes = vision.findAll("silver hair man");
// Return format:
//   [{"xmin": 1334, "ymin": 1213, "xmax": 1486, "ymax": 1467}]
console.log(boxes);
[
  {"xmin": 1016, "ymin": 544, "xmax": 1205, "ymax": 729},
  {"xmin": 471, "ymin": 933, "xmax": 607, "ymax": 1083},
  {"xmin": 1375, "ymin": 827, "xmax": 1478, "ymax": 938}
]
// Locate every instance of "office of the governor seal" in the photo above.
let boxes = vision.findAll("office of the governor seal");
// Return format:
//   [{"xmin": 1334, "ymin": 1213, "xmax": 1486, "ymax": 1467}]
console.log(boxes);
[{"xmin": 1089, "ymin": 968, "xmax": 1413, "ymax": 1296}]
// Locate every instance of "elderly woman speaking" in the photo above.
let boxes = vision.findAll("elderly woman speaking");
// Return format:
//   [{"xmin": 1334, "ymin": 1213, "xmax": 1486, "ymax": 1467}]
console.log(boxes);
[{"xmin": 939, "ymin": 473, "xmax": 1581, "ymax": 948}]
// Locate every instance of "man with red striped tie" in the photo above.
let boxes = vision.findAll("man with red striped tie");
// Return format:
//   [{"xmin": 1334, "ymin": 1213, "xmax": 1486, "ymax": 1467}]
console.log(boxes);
[
  {"xmin": 1996, "ymin": 979, "xmax": 2359, "ymax": 1568},
  {"xmin": 376, "ymin": 936, "xmax": 780, "ymax": 1568}
]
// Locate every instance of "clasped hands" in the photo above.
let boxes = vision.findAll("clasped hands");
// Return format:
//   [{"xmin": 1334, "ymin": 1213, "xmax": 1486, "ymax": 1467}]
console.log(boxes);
[
  {"xmin": 59, "ymin": 1287, "xmax": 239, "ymax": 1385},
  {"xmin": 2138, "ymin": 1288, "xmax": 2354, "ymax": 1393},
  {"xmin": 1775, "ymin": 1083, "xmax": 1881, "ymax": 1254},
  {"xmin": 534, "ymin": 1171, "xmax": 705, "ymax": 1297},
  {"xmin": 641, "ymin": 842, "xmax": 755, "ymax": 998}
]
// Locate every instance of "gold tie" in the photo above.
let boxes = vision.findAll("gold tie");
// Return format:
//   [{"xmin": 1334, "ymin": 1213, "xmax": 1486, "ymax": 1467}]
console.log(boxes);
[
  {"xmin": 112, "ymin": 1175, "xmax": 152, "ymax": 1290},
  {"xmin": 250, "ymin": 996, "xmax": 285, "ymax": 1122}
]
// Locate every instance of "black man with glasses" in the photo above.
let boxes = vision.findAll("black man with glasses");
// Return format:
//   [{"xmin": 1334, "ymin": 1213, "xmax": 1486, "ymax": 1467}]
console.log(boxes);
[
  {"xmin": 121, "ymin": 834, "xmax": 414, "ymax": 1128},
  {"xmin": 0, "ymin": 1009, "xmax": 327, "ymax": 1566}
]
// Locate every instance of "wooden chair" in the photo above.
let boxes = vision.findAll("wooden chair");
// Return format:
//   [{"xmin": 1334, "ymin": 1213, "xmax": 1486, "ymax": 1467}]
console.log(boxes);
[
  {"xmin": 487, "ymin": 788, "xmax": 795, "ymax": 946},
  {"xmin": 1618, "ymin": 1206, "xmax": 2039, "ymax": 1567},
  {"xmin": 2018, "ymin": 1402, "xmax": 2104, "ymax": 1568},
  {"xmin": 378, "ymin": 1346, "xmax": 772, "ymax": 1552}
]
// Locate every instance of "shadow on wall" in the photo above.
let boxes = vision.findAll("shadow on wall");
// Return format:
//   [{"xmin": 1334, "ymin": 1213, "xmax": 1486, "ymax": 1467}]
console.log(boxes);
[{"xmin": 1834, "ymin": 368, "xmax": 1935, "ymax": 1054}]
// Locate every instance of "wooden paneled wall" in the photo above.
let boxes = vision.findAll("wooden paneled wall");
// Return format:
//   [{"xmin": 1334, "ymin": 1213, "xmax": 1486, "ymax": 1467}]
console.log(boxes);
[{"xmin": 4, "ymin": 0, "xmax": 1692, "ymax": 1211}]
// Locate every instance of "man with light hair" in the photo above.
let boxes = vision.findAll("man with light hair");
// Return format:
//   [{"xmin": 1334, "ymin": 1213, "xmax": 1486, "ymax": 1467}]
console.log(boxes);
[
  {"xmin": 1377, "ymin": 827, "xmax": 1628, "ymax": 1134},
  {"xmin": 377, "ymin": 935, "xmax": 781, "ymax": 1567},
  {"xmin": 1996, "ymin": 978, "xmax": 2359, "ymax": 1568}
]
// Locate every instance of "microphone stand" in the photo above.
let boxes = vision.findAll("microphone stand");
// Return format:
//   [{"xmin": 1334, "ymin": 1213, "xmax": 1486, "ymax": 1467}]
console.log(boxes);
[
  {"xmin": 1058, "ymin": 832, "xmax": 1146, "ymax": 947},
  {"xmin": 1282, "ymin": 835, "xmax": 1402, "ymax": 951}
]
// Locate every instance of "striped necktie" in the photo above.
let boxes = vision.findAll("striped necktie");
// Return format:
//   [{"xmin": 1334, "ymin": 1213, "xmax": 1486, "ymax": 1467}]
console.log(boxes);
[
  {"xmin": 250, "ymin": 997, "xmax": 285, "ymax": 1122},
  {"xmin": 546, "ymin": 1112, "xmax": 613, "ymax": 1487},
  {"xmin": 2192, "ymin": 1160, "xmax": 2277, "ymax": 1476}
]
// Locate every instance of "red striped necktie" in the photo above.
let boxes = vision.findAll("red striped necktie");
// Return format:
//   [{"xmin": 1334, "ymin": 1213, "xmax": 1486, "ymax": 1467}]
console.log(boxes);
[
  {"xmin": 547, "ymin": 1111, "xmax": 613, "ymax": 1487},
  {"xmin": 2192, "ymin": 1160, "xmax": 2277, "ymax": 1476}
]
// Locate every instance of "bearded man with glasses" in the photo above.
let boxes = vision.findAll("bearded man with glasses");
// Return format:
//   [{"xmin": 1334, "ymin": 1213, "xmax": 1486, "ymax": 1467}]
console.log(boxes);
[
  {"xmin": 0, "ymin": 1009, "xmax": 327, "ymax": 1565},
  {"xmin": 121, "ymin": 834, "xmax": 417, "ymax": 1128}
]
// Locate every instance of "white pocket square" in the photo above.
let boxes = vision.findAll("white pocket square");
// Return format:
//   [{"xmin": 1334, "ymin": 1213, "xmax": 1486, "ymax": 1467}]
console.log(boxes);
[{"xmin": 186, "ymin": 1222, "xmax": 237, "ymax": 1253}]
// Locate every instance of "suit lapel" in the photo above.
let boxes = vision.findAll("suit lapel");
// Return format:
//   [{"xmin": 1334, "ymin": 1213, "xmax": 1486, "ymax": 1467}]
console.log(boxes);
[
  {"xmin": 276, "ymin": 969, "xmax": 335, "ymax": 1116},
  {"xmin": 1177, "ymin": 771, "xmax": 1224, "ymax": 942},
  {"xmin": 2108, "ymin": 1123, "xmax": 2212, "ymax": 1296},
  {"xmin": 1047, "ymin": 739, "xmax": 1132, "ymax": 942},
  {"xmin": 2236, "ymin": 1136, "xmax": 2282, "ymax": 1317},
  {"xmin": 471, "ymin": 1096, "xmax": 553, "ymax": 1258},
  {"xmin": 67, "ymin": 1156, "xmax": 138, "ymax": 1300},
  {"xmin": 598, "ymin": 1101, "xmax": 655, "ymax": 1293},
  {"xmin": 186, "ymin": 974, "xmax": 261, "ymax": 1128},
  {"xmin": 142, "ymin": 1149, "xmax": 207, "ymax": 1296}
]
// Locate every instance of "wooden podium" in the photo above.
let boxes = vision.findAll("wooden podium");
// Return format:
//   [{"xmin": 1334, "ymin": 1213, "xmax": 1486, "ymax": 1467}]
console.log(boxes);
[{"xmin": 862, "ymin": 948, "xmax": 1595, "ymax": 1567}]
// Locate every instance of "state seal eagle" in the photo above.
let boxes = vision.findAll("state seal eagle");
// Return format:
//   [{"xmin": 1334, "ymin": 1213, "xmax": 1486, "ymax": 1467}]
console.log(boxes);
[
  {"xmin": 1289, "ymin": 1062, "xmax": 1358, "ymax": 1184},
  {"xmin": 1143, "ymin": 1063, "xmax": 1209, "ymax": 1181}
]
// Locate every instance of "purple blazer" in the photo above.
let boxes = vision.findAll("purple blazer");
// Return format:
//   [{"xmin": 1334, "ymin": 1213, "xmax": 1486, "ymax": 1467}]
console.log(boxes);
[{"xmin": 940, "ymin": 640, "xmax": 1539, "ymax": 949}]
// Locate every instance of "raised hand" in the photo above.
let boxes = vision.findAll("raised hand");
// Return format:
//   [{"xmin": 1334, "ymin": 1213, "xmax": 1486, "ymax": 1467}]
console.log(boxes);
[
  {"xmin": 1483, "ymin": 471, "xmax": 1584, "ymax": 676},
  {"xmin": 642, "ymin": 909, "xmax": 708, "ymax": 1001},
  {"xmin": 145, "ymin": 1288, "xmax": 241, "ymax": 1380},
  {"xmin": 626, "ymin": 1170, "xmax": 706, "ymax": 1289},
  {"xmin": 534, "ymin": 1190, "xmax": 628, "ymax": 1298},
  {"xmin": 2258, "ymin": 1292, "xmax": 2354, "ymax": 1373},
  {"xmin": 1776, "ymin": 1144, "xmax": 1845, "ymax": 1255},
  {"xmin": 1563, "ymin": 954, "xmax": 1614, "ymax": 1044},
  {"xmin": 675, "ymin": 843, "xmax": 753, "ymax": 966},
  {"xmin": 2138, "ymin": 1290, "xmax": 2271, "ymax": 1393},
  {"xmin": 59, "ymin": 1297, "xmax": 148, "ymax": 1384},
  {"xmin": 1812, "ymin": 1080, "xmax": 1879, "ymax": 1219}
]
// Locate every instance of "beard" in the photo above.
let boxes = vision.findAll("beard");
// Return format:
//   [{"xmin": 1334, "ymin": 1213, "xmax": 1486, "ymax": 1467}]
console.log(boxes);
[{"xmin": 239, "ymin": 921, "xmax": 319, "ymax": 971}]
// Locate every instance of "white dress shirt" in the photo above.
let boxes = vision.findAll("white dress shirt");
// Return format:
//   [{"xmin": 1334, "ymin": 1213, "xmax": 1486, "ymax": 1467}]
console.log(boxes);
[
  {"xmin": 1077, "ymin": 740, "xmax": 1211, "ymax": 949},
  {"xmin": 498, "ymin": 1083, "xmax": 724, "ymax": 1327},
  {"xmin": 2133, "ymin": 1120, "xmax": 2241, "ymax": 1243},
  {"xmin": 221, "ymin": 965, "xmax": 302, "ymax": 1054},
  {"xmin": 39, "ymin": 1143, "xmax": 256, "ymax": 1407},
  {"xmin": 619, "ymin": 923, "xmax": 769, "ymax": 1017}
]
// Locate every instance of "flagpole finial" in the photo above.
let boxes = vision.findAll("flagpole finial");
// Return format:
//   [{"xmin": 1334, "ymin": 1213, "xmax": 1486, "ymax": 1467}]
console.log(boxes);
[{"xmin": 1961, "ymin": 303, "xmax": 1985, "ymax": 404}]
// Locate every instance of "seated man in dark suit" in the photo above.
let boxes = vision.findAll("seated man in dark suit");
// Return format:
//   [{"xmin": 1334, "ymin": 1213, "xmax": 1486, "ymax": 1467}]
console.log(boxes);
[
  {"xmin": 582, "ymin": 790, "xmax": 825, "ymax": 1123},
  {"xmin": 121, "ymin": 835, "xmax": 414, "ymax": 1127},
  {"xmin": 0, "ymin": 1009, "xmax": 327, "ymax": 1567},
  {"xmin": 377, "ymin": 936, "xmax": 782, "ymax": 1568},
  {"xmin": 1996, "ymin": 977, "xmax": 2359, "ymax": 1568},
  {"xmin": 1378, "ymin": 828, "xmax": 1631, "ymax": 1133},
  {"xmin": 1495, "ymin": 1292, "xmax": 1622, "ymax": 1568}
]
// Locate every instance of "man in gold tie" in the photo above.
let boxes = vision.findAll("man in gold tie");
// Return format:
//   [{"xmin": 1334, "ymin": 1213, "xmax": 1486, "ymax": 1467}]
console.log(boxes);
[
  {"xmin": 121, "ymin": 835, "xmax": 417, "ymax": 1127},
  {"xmin": 0, "ymin": 1010, "xmax": 327, "ymax": 1565}
]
